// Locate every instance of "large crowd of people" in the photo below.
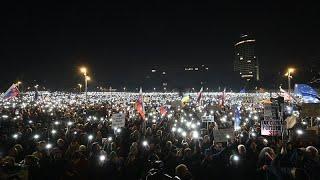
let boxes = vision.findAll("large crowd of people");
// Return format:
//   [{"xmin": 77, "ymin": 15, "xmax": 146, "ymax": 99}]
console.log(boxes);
[{"xmin": 0, "ymin": 92, "xmax": 319, "ymax": 180}]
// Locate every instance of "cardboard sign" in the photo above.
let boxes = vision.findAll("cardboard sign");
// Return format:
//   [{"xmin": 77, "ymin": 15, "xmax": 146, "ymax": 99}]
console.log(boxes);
[
  {"xmin": 261, "ymin": 103, "xmax": 282, "ymax": 136},
  {"xmin": 111, "ymin": 113, "xmax": 125, "ymax": 128},
  {"xmin": 212, "ymin": 128, "xmax": 234, "ymax": 142}
]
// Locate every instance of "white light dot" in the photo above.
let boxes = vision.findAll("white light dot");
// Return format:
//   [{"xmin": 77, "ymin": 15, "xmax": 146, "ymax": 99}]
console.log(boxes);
[{"xmin": 99, "ymin": 155, "xmax": 106, "ymax": 161}]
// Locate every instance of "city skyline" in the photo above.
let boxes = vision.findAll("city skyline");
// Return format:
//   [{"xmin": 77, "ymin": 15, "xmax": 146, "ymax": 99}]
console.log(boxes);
[{"xmin": 0, "ymin": 2, "xmax": 319, "ymax": 90}]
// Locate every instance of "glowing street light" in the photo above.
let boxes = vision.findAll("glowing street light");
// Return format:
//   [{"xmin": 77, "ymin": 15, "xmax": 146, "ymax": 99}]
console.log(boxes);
[
  {"xmin": 80, "ymin": 66, "xmax": 90, "ymax": 105},
  {"xmin": 80, "ymin": 67, "xmax": 87, "ymax": 75},
  {"xmin": 85, "ymin": 76, "xmax": 91, "ymax": 81},
  {"xmin": 285, "ymin": 67, "xmax": 295, "ymax": 104}
]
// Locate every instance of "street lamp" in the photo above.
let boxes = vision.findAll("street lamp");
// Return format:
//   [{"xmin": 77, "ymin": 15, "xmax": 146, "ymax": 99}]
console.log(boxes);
[
  {"xmin": 285, "ymin": 67, "xmax": 295, "ymax": 104},
  {"xmin": 16, "ymin": 81, "xmax": 22, "ymax": 86},
  {"xmin": 80, "ymin": 67, "xmax": 90, "ymax": 104},
  {"xmin": 16, "ymin": 81, "xmax": 22, "ymax": 92}
]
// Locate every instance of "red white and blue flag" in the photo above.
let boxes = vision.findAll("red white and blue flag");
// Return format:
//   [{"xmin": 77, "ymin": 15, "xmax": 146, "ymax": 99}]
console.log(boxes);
[
  {"xmin": 3, "ymin": 83, "xmax": 20, "ymax": 99},
  {"xmin": 136, "ymin": 88, "xmax": 145, "ymax": 120}
]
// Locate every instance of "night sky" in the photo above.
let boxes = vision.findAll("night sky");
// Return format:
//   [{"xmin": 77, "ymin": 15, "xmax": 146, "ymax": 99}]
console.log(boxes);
[{"xmin": 1, "ymin": 1, "xmax": 319, "ymax": 91}]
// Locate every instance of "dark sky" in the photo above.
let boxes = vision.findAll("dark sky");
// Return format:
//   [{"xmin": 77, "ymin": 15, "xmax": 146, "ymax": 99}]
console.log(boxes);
[{"xmin": 0, "ymin": 1, "xmax": 319, "ymax": 90}]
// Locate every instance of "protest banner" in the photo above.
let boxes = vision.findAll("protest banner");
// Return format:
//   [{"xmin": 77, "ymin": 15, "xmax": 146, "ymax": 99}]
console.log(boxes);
[{"xmin": 261, "ymin": 103, "xmax": 282, "ymax": 136}]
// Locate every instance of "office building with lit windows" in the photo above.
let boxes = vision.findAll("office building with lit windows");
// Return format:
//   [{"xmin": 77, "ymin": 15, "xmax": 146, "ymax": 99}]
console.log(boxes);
[{"xmin": 234, "ymin": 34, "xmax": 259, "ymax": 83}]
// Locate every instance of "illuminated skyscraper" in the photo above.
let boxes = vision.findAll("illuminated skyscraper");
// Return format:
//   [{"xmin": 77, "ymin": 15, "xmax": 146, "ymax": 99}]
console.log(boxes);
[{"xmin": 234, "ymin": 34, "xmax": 259, "ymax": 82}]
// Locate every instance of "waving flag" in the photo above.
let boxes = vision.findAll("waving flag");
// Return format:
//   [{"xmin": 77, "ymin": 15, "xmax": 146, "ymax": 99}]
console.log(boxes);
[
  {"xmin": 279, "ymin": 86, "xmax": 296, "ymax": 102},
  {"xmin": 3, "ymin": 83, "xmax": 20, "ymax": 99},
  {"xmin": 159, "ymin": 106, "xmax": 168, "ymax": 116},
  {"xmin": 136, "ymin": 88, "xmax": 145, "ymax": 120},
  {"xmin": 294, "ymin": 84, "xmax": 320, "ymax": 103},
  {"xmin": 219, "ymin": 88, "xmax": 226, "ymax": 106},
  {"xmin": 196, "ymin": 87, "xmax": 203, "ymax": 104}
]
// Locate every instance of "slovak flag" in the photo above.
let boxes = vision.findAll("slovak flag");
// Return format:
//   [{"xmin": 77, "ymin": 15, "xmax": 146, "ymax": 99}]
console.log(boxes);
[
  {"xmin": 3, "ymin": 83, "xmax": 20, "ymax": 99},
  {"xmin": 196, "ymin": 87, "xmax": 203, "ymax": 104},
  {"xmin": 136, "ymin": 88, "xmax": 145, "ymax": 120}
]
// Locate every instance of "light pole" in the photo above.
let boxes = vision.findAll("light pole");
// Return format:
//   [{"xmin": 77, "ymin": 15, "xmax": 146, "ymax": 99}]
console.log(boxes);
[
  {"xmin": 78, "ymin": 84, "xmax": 82, "ymax": 93},
  {"xmin": 285, "ymin": 68, "xmax": 295, "ymax": 104},
  {"xmin": 80, "ymin": 67, "xmax": 90, "ymax": 104},
  {"xmin": 16, "ymin": 81, "xmax": 22, "ymax": 93}
]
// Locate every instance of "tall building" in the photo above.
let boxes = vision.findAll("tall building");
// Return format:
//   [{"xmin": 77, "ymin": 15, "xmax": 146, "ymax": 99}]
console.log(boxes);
[{"xmin": 234, "ymin": 34, "xmax": 259, "ymax": 82}]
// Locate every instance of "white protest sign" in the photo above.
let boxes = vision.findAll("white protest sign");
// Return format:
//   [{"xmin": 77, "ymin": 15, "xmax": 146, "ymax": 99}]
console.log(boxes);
[
  {"xmin": 212, "ymin": 128, "xmax": 234, "ymax": 142},
  {"xmin": 261, "ymin": 103, "xmax": 282, "ymax": 136},
  {"xmin": 112, "ymin": 113, "xmax": 125, "ymax": 128},
  {"xmin": 201, "ymin": 116, "xmax": 214, "ymax": 122}
]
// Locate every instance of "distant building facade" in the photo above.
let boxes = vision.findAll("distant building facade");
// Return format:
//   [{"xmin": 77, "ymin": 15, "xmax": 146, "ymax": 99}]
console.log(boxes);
[{"xmin": 234, "ymin": 34, "xmax": 259, "ymax": 83}]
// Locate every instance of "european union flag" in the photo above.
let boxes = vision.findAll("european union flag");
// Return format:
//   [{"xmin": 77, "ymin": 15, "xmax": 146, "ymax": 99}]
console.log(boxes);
[{"xmin": 294, "ymin": 84, "xmax": 319, "ymax": 103}]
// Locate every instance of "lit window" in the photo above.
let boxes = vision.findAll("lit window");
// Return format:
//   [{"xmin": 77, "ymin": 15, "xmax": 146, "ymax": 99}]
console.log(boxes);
[
  {"xmin": 247, "ymin": 60, "xmax": 251, "ymax": 63},
  {"xmin": 162, "ymin": 72, "xmax": 166, "ymax": 75},
  {"xmin": 195, "ymin": 68, "xmax": 199, "ymax": 71},
  {"xmin": 240, "ymin": 57, "xmax": 243, "ymax": 60},
  {"xmin": 151, "ymin": 69, "xmax": 156, "ymax": 73}
]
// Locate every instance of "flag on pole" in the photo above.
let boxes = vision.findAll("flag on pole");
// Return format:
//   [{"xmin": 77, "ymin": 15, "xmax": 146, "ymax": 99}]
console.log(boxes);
[
  {"xmin": 279, "ymin": 86, "xmax": 300, "ymax": 103},
  {"xmin": 279, "ymin": 86, "xmax": 294, "ymax": 102},
  {"xmin": 136, "ymin": 88, "xmax": 145, "ymax": 120},
  {"xmin": 219, "ymin": 88, "xmax": 226, "ymax": 106},
  {"xmin": 196, "ymin": 87, "xmax": 203, "ymax": 104},
  {"xmin": 3, "ymin": 83, "xmax": 20, "ymax": 99}
]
